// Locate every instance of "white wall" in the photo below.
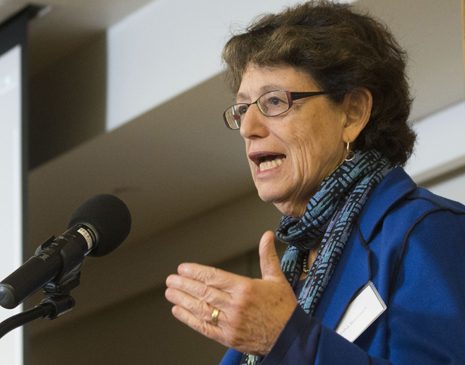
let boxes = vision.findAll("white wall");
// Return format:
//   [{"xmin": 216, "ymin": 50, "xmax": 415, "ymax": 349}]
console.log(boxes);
[
  {"xmin": 406, "ymin": 101, "xmax": 465, "ymax": 184},
  {"xmin": 0, "ymin": 44, "xmax": 23, "ymax": 365},
  {"xmin": 406, "ymin": 101, "xmax": 465, "ymax": 204}
]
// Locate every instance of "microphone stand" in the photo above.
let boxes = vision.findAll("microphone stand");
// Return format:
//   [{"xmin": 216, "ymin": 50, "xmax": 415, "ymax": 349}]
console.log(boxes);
[{"xmin": 0, "ymin": 270, "xmax": 81, "ymax": 339}]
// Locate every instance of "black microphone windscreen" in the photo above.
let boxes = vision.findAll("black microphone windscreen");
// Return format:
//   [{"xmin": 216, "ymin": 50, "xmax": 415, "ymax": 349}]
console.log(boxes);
[{"xmin": 68, "ymin": 194, "xmax": 131, "ymax": 257}]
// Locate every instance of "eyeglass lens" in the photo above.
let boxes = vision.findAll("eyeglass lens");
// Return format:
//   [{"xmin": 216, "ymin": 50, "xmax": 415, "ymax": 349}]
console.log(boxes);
[{"xmin": 224, "ymin": 90, "xmax": 290, "ymax": 129}]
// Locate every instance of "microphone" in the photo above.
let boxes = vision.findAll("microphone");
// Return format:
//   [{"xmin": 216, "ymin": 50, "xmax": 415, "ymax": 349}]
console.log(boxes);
[{"xmin": 0, "ymin": 194, "xmax": 131, "ymax": 309}]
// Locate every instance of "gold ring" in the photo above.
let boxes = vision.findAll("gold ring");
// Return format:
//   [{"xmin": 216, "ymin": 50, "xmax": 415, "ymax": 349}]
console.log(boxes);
[{"xmin": 211, "ymin": 307, "xmax": 220, "ymax": 325}]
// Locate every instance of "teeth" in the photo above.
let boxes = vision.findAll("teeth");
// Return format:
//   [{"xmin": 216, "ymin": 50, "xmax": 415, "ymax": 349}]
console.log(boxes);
[{"xmin": 259, "ymin": 157, "xmax": 284, "ymax": 171}]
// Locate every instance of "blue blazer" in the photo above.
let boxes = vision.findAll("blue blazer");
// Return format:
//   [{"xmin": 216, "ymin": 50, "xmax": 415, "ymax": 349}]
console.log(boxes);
[{"xmin": 220, "ymin": 167, "xmax": 465, "ymax": 364}]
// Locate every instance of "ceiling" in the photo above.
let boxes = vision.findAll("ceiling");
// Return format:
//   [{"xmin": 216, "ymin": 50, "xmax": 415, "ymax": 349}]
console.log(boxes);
[
  {"xmin": 0, "ymin": 0, "xmax": 154, "ymax": 76},
  {"xmin": 1, "ymin": 0, "xmax": 463, "ymax": 107}
]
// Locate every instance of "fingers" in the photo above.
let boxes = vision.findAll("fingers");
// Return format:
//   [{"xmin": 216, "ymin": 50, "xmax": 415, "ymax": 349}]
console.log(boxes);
[
  {"xmin": 166, "ymin": 285, "xmax": 217, "ymax": 323},
  {"xmin": 167, "ymin": 287, "xmax": 229, "ymax": 348},
  {"xmin": 171, "ymin": 305, "xmax": 227, "ymax": 346},
  {"xmin": 177, "ymin": 263, "xmax": 243, "ymax": 292},
  {"xmin": 259, "ymin": 231, "xmax": 283, "ymax": 281},
  {"xmin": 165, "ymin": 268, "xmax": 233, "ymax": 332},
  {"xmin": 165, "ymin": 274, "xmax": 230, "ymax": 307}
]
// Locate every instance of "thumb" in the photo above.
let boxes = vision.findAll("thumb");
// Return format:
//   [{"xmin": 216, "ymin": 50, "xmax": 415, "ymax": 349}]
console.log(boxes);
[{"xmin": 259, "ymin": 231, "xmax": 284, "ymax": 281}]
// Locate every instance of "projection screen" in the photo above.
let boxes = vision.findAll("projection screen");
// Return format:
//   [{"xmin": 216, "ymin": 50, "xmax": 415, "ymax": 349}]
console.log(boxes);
[{"xmin": 0, "ymin": 6, "xmax": 36, "ymax": 364}]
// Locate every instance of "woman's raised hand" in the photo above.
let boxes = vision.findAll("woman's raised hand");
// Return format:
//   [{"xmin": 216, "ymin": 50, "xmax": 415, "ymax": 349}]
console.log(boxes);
[{"xmin": 165, "ymin": 231, "xmax": 297, "ymax": 355}]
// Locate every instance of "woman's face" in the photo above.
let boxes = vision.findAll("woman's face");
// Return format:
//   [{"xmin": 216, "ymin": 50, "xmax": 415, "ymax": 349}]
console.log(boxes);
[{"xmin": 238, "ymin": 64, "xmax": 348, "ymax": 216}]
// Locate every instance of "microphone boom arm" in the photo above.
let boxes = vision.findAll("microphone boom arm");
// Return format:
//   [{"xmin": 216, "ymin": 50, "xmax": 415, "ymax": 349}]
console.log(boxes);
[
  {"xmin": 0, "ymin": 295, "xmax": 75, "ymax": 339},
  {"xmin": 0, "ymin": 262, "xmax": 80, "ymax": 340}
]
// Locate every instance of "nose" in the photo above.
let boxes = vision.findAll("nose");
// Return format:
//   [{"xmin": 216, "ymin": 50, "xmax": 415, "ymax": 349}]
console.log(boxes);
[{"xmin": 239, "ymin": 104, "xmax": 269, "ymax": 140}]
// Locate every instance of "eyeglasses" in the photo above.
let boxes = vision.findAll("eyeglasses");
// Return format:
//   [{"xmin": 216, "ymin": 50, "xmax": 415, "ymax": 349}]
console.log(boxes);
[{"xmin": 223, "ymin": 89, "xmax": 334, "ymax": 130}]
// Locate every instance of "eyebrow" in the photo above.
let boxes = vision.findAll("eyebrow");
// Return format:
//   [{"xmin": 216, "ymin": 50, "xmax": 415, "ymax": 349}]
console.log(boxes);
[{"xmin": 236, "ymin": 84, "xmax": 285, "ymax": 102}]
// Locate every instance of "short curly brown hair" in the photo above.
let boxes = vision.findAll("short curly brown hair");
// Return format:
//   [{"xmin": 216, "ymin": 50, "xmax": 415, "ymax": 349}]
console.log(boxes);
[{"xmin": 222, "ymin": 0, "xmax": 415, "ymax": 166}]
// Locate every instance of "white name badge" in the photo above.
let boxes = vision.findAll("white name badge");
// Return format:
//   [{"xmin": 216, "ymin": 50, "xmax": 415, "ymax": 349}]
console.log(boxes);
[{"xmin": 335, "ymin": 281, "xmax": 387, "ymax": 342}]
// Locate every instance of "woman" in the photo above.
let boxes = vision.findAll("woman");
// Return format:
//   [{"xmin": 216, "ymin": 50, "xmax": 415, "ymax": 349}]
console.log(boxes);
[{"xmin": 165, "ymin": 1, "xmax": 465, "ymax": 364}]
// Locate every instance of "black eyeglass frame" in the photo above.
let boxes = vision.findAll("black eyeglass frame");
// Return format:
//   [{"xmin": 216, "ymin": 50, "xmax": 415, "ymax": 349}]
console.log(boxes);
[{"xmin": 222, "ymin": 90, "xmax": 335, "ymax": 130}]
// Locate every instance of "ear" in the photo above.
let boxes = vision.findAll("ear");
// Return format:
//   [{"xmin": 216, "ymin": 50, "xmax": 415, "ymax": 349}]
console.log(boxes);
[{"xmin": 341, "ymin": 88, "xmax": 372, "ymax": 143}]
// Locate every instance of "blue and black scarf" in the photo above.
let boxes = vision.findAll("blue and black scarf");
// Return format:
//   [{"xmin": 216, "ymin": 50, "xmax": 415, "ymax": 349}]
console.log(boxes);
[{"xmin": 241, "ymin": 149, "xmax": 391, "ymax": 365}]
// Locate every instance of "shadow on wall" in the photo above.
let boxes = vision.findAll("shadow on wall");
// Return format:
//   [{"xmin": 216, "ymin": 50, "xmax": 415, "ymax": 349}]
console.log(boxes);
[{"xmin": 28, "ymin": 33, "xmax": 107, "ymax": 170}]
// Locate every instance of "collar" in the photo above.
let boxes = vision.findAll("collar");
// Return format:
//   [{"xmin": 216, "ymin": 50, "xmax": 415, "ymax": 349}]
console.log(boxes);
[{"xmin": 357, "ymin": 167, "xmax": 417, "ymax": 243}]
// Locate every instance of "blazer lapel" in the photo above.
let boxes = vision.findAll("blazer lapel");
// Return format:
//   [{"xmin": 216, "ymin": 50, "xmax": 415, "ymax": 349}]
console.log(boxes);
[
  {"xmin": 314, "ymin": 228, "xmax": 370, "ymax": 330},
  {"xmin": 314, "ymin": 167, "xmax": 417, "ymax": 331}
]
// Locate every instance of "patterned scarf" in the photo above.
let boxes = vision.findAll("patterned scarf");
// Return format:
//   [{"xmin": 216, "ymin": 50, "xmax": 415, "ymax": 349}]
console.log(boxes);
[{"xmin": 241, "ymin": 150, "xmax": 391, "ymax": 365}]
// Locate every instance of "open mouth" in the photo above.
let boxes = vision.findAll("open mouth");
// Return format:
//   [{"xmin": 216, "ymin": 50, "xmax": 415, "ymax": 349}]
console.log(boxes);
[{"xmin": 249, "ymin": 152, "xmax": 286, "ymax": 172}]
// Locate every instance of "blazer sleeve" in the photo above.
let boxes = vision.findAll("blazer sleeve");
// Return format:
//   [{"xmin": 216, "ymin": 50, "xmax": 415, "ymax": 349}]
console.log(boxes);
[
  {"xmin": 381, "ymin": 208, "xmax": 465, "ymax": 365},
  {"xmin": 219, "ymin": 349, "xmax": 243, "ymax": 365},
  {"xmin": 240, "ymin": 208, "xmax": 465, "ymax": 365},
  {"xmin": 261, "ymin": 307, "xmax": 390, "ymax": 365}
]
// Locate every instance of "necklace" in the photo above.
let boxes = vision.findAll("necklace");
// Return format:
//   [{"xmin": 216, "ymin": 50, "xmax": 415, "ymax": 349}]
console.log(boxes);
[{"xmin": 302, "ymin": 253, "xmax": 310, "ymax": 274}]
